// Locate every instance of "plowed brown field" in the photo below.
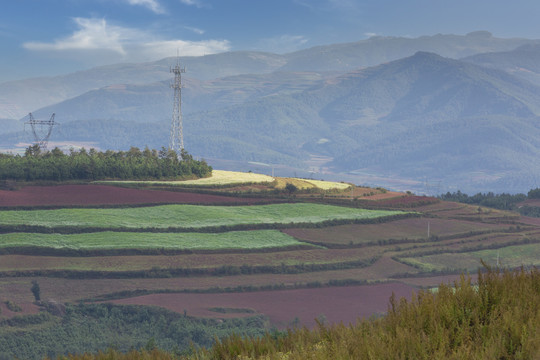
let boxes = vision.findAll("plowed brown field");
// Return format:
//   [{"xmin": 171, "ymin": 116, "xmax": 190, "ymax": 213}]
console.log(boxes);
[
  {"xmin": 109, "ymin": 283, "xmax": 416, "ymax": 328},
  {"xmin": 0, "ymin": 185, "xmax": 271, "ymax": 207}
]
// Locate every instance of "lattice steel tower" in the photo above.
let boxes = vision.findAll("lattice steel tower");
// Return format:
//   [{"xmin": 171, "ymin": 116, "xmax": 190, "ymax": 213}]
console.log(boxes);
[
  {"xmin": 169, "ymin": 58, "xmax": 186, "ymax": 156},
  {"xmin": 24, "ymin": 112, "xmax": 58, "ymax": 151}
]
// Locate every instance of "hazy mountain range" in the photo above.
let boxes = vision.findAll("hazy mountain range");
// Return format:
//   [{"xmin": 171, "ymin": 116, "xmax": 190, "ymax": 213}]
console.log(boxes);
[{"xmin": 2, "ymin": 31, "xmax": 540, "ymax": 194}]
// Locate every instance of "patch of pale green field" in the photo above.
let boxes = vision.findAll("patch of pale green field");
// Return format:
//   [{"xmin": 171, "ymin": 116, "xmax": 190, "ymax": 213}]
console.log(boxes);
[
  {"xmin": 400, "ymin": 243, "xmax": 540, "ymax": 272},
  {"xmin": 0, "ymin": 203, "xmax": 404, "ymax": 230},
  {"xmin": 0, "ymin": 230, "xmax": 307, "ymax": 251}
]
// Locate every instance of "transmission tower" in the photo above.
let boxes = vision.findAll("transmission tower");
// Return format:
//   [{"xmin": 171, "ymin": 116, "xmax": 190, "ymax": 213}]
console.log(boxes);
[
  {"xmin": 169, "ymin": 57, "xmax": 186, "ymax": 156},
  {"xmin": 24, "ymin": 113, "xmax": 58, "ymax": 151}
]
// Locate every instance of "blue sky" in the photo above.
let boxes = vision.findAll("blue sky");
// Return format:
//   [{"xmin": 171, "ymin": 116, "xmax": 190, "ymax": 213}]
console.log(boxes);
[{"xmin": 1, "ymin": 0, "xmax": 540, "ymax": 82}]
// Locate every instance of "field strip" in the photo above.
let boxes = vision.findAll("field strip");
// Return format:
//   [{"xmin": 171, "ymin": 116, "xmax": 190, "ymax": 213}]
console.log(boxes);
[
  {"xmin": 0, "ymin": 203, "xmax": 406, "ymax": 230},
  {"xmin": 272, "ymin": 177, "xmax": 351, "ymax": 190},
  {"xmin": 98, "ymin": 170, "xmax": 274, "ymax": 186},
  {"xmin": 282, "ymin": 217, "xmax": 512, "ymax": 246},
  {"xmin": 0, "ymin": 230, "xmax": 309, "ymax": 252},
  {"xmin": 398, "ymin": 242, "xmax": 540, "ymax": 272},
  {"xmin": 0, "ymin": 247, "xmax": 383, "ymax": 272},
  {"xmin": 97, "ymin": 170, "xmax": 351, "ymax": 190}
]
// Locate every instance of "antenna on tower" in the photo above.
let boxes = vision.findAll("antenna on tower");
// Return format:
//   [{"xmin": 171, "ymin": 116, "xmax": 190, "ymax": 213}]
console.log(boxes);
[
  {"xmin": 169, "ymin": 53, "xmax": 186, "ymax": 157},
  {"xmin": 24, "ymin": 113, "xmax": 58, "ymax": 151}
]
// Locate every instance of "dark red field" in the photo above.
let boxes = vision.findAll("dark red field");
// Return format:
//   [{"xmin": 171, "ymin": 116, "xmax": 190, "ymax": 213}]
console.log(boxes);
[
  {"xmin": 109, "ymin": 283, "xmax": 417, "ymax": 328},
  {"xmin": 0, "ymin": 184, "xmax": 271, "ymax": 207},
  {"xmin": 0, "ymin": 302, "xmax": 40, "ymax": 319}
]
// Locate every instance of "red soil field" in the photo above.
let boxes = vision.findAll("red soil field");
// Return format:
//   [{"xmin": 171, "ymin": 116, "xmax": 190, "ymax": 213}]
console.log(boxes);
[
  {"xmin": 518, "ymin": 199, "xmax": 540, "ymax": 207},
  {"xmin": 0, "ymin": 302, "xmax": 40, "ymax": 319},
  {"xmin": 518, "ymin": 216, "xmax": 540, "ymax": 226},
  {"xmin": 362, "ymin": 191, "xmax": 405, "ymax": 201},
  {"xmin": 0, "ymin": 246, "xmax": 383, "ymax": 272},
  {"xmin": 369, "ymin": 195, "xmax": 439, "ymax": 206},
  {"xmin": 0, "ymin": 185, "xmax": 271, "ymax": 207},
  {"xmin": 109, "ymin": 283, "xmax": 417, "ymax": 328},
  {"xmin": 283, "ymin": 217, "xmax": 511, "ymax": 246}
]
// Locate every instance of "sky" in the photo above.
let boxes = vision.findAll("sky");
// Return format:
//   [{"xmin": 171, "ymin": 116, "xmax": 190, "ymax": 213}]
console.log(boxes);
[{"xmin": 1, "ymin": 0, "xmax": 540, "ymax": 83}]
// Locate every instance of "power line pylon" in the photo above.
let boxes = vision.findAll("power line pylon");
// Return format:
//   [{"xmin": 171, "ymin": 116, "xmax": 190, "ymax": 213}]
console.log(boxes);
[
  {"xmin": 24, "ymin": 113, "xmax": 58, "ymax": 151},
  {"xmin": 169, "ymin": 57, "xmax": 185, "ymax": 157}
]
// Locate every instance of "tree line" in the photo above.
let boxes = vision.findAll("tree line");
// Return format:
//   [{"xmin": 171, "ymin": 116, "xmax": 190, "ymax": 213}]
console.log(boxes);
[
  {"xmin": 0, "ymin": 145, "xmax": 212, "ymax": 182},
  {"xmin": 439, "ymin": 188, "xmax": 540, "ymax": 211}
]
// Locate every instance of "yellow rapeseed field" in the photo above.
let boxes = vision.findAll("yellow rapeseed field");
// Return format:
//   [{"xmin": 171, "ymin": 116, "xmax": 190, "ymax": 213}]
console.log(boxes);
[
  {"xmin": 273, "ymin": 177, "xmax": 351, "ymax": 190},
  {"xmin": 99, "ymin": 170, "xmax": 351, "ymax": 190},
  {"xmin": 177, "ymin": 170, "xmax": 274, "ymax": 185}
]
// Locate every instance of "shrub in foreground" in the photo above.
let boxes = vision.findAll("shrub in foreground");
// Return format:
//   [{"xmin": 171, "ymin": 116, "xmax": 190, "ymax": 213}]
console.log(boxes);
[{"xmin": 196, "ymin": 265, "xmax": 540, "ymax": 360}]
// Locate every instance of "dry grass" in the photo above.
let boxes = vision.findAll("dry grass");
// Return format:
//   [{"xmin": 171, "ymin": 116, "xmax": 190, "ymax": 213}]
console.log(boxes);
[
  {"xmin": 98, "ymin": 170, "xmax": 275, "ymax": 187},
  {"xmin": 273, "ymin": 177, "xmax": 351, "ymax": 190}
]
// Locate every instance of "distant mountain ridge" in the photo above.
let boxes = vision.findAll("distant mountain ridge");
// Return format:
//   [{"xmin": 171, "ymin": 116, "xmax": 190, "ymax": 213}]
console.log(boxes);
[
  {"xmin": 1, "ymin": 31, "xmax": 537, "ymax": 120},
  {"xmin": 2, "ymin": 32, "xmax": 540, "ymax": 193}
]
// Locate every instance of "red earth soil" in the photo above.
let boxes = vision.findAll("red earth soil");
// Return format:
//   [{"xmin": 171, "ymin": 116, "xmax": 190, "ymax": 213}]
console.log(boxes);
[
  {"xmin": 0, "ymin": 302, "xmax": 40, "ymax": 319},
  {"xmin": 109, "ymin": 283, "xmax": 417, "ymax": 328},
  {"xmin": 0, "ymin": 185, "xmax": 273, "ymax": 207},
  {"xmin": 517, "ymin": 216, "xmax": 540, "ymax": 226},
  {"xmin": 402, "ymin": 274, "xmax": 479, "ymax": 288}
]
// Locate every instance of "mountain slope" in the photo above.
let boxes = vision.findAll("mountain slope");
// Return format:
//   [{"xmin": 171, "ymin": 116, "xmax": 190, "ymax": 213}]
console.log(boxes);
[
  {"xmin": 1, "ymin": 32, "xmax": 537, "ymax": 120},
  {"xmin": 0, "ymin": 51, "xmax": 286, "ymax": 120},
  {"xmin": 280, "ymin": 31, "xmax": 538, "ymax": 72},
  {"xmin": 462, "ymin": 44, "xmax": 540, "ymax": 86},
  {"xmin": 309, "ymin": 52, "xmax": 540, "ymax": 192},
  {"xmin": 29, "ymin": 71, "xmax": 330, "ymax": 123}
]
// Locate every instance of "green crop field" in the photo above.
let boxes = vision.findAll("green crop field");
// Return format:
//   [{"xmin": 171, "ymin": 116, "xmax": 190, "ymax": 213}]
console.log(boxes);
[
  {"xmin": 0, "ymin": 203, "xmax": 404, "ymax": 230},
  {"xmin": 0, "ymin": 230, "xmax": 308, "ymax": 251},
  {"xmin": 399, "ymin": 242, "xmax": 540, "ymax": 272}
]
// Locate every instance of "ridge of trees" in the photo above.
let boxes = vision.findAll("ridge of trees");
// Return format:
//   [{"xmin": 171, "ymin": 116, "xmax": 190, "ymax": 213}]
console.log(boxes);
[
  {"xmin": 439, "ymin": 188, "xmax": 540, "ymax": 213},
  {"xmin": 0, "ymin": 145, "xmax": 212, "ymax": 181}
]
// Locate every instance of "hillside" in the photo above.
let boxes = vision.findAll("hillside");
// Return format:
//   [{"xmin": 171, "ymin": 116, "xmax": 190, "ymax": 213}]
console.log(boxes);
[
  {"xmin": 463, "ymin": 43, "xmax": 540, "ymax": 86},
  {"xmin": 1, "ymin": 174, "xmax": 540, "ymax": 358}
]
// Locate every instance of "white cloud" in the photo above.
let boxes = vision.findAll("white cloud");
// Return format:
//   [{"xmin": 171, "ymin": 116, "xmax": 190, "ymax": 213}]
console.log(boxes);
[
  {"xmin": 22, "ymin": 17, "xmax": 230, "ymax": 62},
  {"xmin": 257, "ymin": 35, "xmax": 309, "ymax": 54},
  {"xmin": 125, "ymin": 0, "xmax": 165, "ymax": 14},
  {"xmin": 23, "ymin": 18, "xmax": 127, "ymax": 54}
]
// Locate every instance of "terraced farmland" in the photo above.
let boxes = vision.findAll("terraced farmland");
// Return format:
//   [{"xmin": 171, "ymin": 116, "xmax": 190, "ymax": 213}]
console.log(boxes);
[{"xmin": 1, "ymin": 178, "xmax": 540, "ymax": 360}]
